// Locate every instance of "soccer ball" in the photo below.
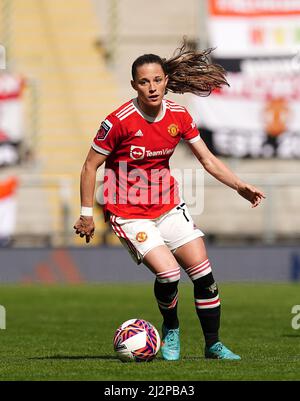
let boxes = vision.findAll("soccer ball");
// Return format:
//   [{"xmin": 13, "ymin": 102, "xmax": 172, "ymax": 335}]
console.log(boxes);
[{"xmin": 113, "ymin": 318, "xmax": 161, "ymax": 362}]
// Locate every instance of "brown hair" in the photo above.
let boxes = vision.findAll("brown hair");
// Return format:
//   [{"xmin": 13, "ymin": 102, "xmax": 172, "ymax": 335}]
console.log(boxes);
[{"xmin": 132, "ymin": 42, "xmax": 229, "ymax": 96}]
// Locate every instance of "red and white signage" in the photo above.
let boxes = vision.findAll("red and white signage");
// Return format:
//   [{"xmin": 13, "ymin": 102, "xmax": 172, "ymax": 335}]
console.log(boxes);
[
  {"xmin": 190, "ymin": 71, "xmax": 300, "ymax": 158},
  {"xmin": 0, "ymin": 73, "xmax": 25, "ymax": 166},
  {"xmin": 0, "ymin": 176, "xmax": 18, "ymax": 239},
  {"xmin": 0, "ymin": 73, "xmax": 24, "ymax": 143},
  {"xmin": 190, "ymin": 1, "xmax": 300, "ymax": 158}
]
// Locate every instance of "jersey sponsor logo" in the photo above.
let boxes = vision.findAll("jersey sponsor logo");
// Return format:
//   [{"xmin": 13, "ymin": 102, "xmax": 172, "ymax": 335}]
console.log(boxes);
[
  {"xmin": 168, "ymin": 123, "xmax": 179, "ymax": 137},
  {"xmin": 130, "ymin": 145, "xmax": 145, "ymax": 160},
  {"xmin": 96, "ymin": 119, "xmax": 113, "ymax": 140},
  {"xmin": 136, "ymin": 232, "xmax": 148, "ymax": 242},
  {"xmin": 191, "ymin": 120, "xmax": 196, "ymax": 129},
  {"xmin": 146, "ymin": 148, "xmax": 174, "ymax": 157},
  {"xmin": 129, "ymin": 146, "xmax": 174, "ymax": 159}
]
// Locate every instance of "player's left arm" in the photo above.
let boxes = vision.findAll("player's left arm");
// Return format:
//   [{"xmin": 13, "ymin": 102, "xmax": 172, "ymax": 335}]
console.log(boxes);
[{"xmin": 188, "ymin": 139, "xmax": 266, "ymax": 207}]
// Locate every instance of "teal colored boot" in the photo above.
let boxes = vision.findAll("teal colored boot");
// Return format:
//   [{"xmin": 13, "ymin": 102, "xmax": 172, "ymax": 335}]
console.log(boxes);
[
  {"xmin": 205, "ymin": 342, "xmax": 241, "ymax": 360},
  {"xmin": 161, "ymin": 325, "xmax": 180, "ymax": 361}
]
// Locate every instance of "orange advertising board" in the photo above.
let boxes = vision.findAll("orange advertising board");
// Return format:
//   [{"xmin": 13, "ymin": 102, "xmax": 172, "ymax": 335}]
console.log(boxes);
[{"xmin": 209, "ymin": 0, "xmax": 300, "ymax": 17}]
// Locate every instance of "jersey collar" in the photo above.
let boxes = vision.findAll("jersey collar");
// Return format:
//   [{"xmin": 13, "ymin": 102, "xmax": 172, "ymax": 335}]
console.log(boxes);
[{"xmin": 132, "ymin": 98, "xmax": 166, "ymax": 123}]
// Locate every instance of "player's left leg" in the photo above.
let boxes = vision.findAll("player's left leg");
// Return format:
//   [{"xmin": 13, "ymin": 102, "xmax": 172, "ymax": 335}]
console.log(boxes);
[
  {"xmin": 174, "ymin": 238, "xmax": 241, "ymax": 360},
  {"xmin": 157, "ymin": 204, "xmax": 240, "ymax": 360}
]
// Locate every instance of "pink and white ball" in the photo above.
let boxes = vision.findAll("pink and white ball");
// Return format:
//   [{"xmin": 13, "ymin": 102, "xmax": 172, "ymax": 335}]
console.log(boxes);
[{"xmin": 113, "ymin": 319, "xmax": 161, "ymax": 362}]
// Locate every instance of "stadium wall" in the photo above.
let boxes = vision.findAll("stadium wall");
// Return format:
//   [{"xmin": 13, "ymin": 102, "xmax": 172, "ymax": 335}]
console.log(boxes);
[{"xmin": 0, "ymin": 246, "xmax": 299, "ymax": 284}]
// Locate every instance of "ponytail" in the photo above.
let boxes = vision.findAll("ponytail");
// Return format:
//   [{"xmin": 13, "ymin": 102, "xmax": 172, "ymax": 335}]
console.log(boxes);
[{"xmin": 163, "ymin": 42, "xmax": 229, "ymax": 96}]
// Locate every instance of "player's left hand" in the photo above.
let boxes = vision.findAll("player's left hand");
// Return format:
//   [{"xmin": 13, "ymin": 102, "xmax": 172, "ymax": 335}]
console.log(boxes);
[{"xmin": 237, "ymin": 183, "xmax": 266, "ymax": 208}]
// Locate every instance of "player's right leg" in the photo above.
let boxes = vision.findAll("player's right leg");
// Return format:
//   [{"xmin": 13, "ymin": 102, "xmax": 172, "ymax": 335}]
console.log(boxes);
[
  {"xmin": 109, "ymin": 214, "xmax": 181, "ymax": 361},
  {"xmin": 143, "ymin": 246, "xmax": 181, "ymax": 361}
]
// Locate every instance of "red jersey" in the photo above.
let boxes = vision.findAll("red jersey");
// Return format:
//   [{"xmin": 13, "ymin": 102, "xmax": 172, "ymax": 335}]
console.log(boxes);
[{"xmin": 92, "ymin": 98, "xmax": 200, "ymax": 219}]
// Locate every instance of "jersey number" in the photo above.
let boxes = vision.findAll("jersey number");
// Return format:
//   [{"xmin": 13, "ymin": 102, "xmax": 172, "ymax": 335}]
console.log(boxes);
[{"xmin": 176, "ymin": 203, "xmax": 189, "ymax": 222}]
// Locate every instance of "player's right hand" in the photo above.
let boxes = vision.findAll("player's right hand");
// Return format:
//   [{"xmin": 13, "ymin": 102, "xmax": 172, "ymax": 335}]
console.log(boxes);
[{"xmin": 73, "ymin": 216, "xmax": 95, "ymax": 243}]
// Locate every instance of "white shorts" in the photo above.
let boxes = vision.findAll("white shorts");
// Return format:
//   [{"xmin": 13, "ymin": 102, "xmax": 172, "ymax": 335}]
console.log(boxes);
[{"xmin": 109, "ymin": 202, "xmax": 204, "ymax": 264}]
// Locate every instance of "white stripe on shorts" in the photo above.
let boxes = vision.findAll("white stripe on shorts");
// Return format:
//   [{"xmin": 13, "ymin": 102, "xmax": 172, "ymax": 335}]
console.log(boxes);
[{"xmin": 110, "ymin": 215, "xmax": 139, "ymax": 258}]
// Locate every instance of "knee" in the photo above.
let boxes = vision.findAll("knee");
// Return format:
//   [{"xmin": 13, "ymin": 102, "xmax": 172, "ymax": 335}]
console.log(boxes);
[
  {"xmin": 184, "ymin": 258, "xmax": 212, "ymax": 281},
  {"xmin": 155, "ymin": 266, "xmax": 181, "ymax": 284},
  {"xmin": 154, "ymin": 267, "xmax": 180, "ymax": 302}
]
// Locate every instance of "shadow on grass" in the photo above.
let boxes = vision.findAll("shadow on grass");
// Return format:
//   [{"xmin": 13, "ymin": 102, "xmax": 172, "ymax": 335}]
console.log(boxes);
[
  {"xmin": 153, "ymin": 356, "xmax": 203, "ymax": 362},
  {"xmin": 29, "ymin": 355, "xmax": 203, "ymax": 362},
  {"xmin": 29, "ymin": 355, "xmax": 119, "ymax": 361}
]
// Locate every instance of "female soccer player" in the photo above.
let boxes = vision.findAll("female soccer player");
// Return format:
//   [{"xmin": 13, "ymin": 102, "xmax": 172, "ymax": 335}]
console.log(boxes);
[{"xmin": 74, "ymin": 43, "xmax": 265, "ymax": 361}]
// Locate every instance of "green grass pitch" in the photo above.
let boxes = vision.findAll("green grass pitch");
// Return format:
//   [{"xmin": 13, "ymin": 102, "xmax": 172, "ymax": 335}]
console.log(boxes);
[{"xmin": 0, "ymin": 282, "xmax": 300, "ymax": 381}]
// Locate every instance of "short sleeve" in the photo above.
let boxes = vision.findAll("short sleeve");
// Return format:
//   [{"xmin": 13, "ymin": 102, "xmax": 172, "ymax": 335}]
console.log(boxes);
[
  {"xmin": 181, "ymin": 109, "xmax": 200, "ymax": 144},
  {"xmin": 92, "ymin": 114, "xmax": 121, "ymax": 155}
]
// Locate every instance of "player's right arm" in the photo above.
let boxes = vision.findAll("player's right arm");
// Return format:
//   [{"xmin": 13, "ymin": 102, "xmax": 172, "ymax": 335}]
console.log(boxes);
[{"xmin": 74, "ymin": 148, "xmax": 107, "ymax": 243}]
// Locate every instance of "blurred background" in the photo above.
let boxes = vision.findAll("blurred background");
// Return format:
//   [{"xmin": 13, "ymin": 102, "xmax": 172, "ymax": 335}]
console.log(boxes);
[{"xmin": 0, "ymin": 0, "xmax": 300, "ymax": 283}]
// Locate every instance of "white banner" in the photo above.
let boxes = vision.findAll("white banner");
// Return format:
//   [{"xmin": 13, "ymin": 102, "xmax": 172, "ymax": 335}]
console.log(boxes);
[{"xmin": 209, "ymin": 0, "xmax": 300, "ymax": 57}]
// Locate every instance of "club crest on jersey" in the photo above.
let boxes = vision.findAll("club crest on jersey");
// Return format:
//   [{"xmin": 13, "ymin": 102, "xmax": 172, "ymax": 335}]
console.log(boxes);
[
  {"xmin": 168, "ymin": 124, "xmax": 179, "ymax": 137},
  {"xmin": 96, "ymin": 119, "xmax": 113, "ymax": 140},
  {"xmin": 130, "ymin": 145, "xmax": 145, "ymax": 160}
]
